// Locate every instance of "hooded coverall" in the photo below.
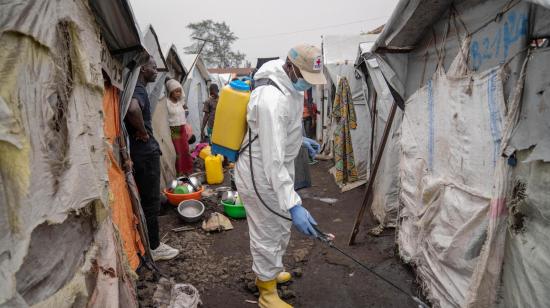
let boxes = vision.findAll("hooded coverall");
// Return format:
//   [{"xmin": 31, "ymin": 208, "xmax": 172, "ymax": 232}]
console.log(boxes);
[{"xmin": 235, "ymin": 59, "xmax": 304, "ymax": 281}]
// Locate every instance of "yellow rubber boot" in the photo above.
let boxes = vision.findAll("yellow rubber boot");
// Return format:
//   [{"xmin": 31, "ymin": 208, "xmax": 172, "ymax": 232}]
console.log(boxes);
[
  {"xmin": 276, "ymin": 271, "xmax": 292, "ymax": 284},
  {"xmin": 256, "ymin": 278, "xmax": 293, "ymax": 308}
]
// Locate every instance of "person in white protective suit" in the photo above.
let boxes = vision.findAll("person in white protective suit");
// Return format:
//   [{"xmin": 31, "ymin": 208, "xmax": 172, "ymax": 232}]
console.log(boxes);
[{"xmin": 235, "ymin": 44, "xmax": 326, "ymax": 308}]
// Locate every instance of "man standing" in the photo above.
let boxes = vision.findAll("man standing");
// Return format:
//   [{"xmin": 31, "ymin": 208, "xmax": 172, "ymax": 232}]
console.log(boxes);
[
  {"xmin": 235, "ymin": 44, "xmax": 326, "ymax": 308},
  {"xmin": 125, "ymin": 56, "xmax": 179, "ymax": 261},
  {"xmin": 200, "ymin": 83, "xmax": 219, "ymax": 143}
]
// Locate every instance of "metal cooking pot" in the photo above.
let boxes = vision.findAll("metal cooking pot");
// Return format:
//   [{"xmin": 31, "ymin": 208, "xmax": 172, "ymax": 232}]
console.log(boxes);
[
  {"xmin": 221, "ymin": 191, "xmax": 237, "ymax": 204},
  {"xmin": 189, "ymin": 176, "xmax": 201, "ymax": 189},
  {"xmin": 177, "ymin": 200, "xmax": 205, "ymax": 223}
]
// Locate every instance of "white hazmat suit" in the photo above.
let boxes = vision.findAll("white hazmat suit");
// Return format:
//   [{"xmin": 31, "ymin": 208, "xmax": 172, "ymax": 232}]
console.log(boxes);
[{"xmin": 235, "ymin": 59, "xmax": 304, "ymax": 281}]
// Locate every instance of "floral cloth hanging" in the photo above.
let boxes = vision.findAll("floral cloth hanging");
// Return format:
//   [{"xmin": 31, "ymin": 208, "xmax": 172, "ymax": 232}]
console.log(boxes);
[{"xmin": 332, "ymin": 77, "xmax": 358, "ymax": 185}]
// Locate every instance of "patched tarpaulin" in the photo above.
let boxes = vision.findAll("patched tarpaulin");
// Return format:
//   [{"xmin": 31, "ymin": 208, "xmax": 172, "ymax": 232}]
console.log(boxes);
[
  {"xmin": 364, "ymin": 0, "xmax": 550, "ymax": 307},
  {"xmin": 399, "ymin": 50, "xmax": 504, "ymax": 306},
  {"xmin": 0, "ymin": 0, "xmax": 142, "ymax": 306}
]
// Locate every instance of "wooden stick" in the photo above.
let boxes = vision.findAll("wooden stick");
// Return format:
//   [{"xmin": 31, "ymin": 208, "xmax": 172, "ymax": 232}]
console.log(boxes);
[
  {"xmin": 172, "ymin": 226, "xmax": 195, "ymax": 232},
  {"xmin": 348, "ymin": 101, "xmax": 398, "ymax": 245}
]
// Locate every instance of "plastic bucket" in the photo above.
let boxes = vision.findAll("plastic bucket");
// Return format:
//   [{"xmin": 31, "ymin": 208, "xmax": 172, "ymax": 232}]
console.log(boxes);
[
  {"xmin": 221, "ymin": 200, "xmax": 246, "ymax": 219},
  {"xmin": 163, "ymin": 187, "xmax": 204, "ymax": 206}
]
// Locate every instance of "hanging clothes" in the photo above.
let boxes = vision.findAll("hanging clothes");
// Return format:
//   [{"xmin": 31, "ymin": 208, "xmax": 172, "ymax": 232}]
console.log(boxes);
[{"xmin": 332, "ymin": 77, "xmax": 358, "ymax": 185}]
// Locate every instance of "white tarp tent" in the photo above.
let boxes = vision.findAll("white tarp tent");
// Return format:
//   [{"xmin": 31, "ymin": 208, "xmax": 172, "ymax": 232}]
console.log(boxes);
[
  {"xmin": 165, "ymin": 45, "xmax": 188, "ymax": 84},
  {"xmin": 210, "ymin": 73, "xmax": 232, "ymax": 89},
  {"xmin": 181, "ymin": 54, "xmax": 211, "ymax": 147},
  {"xmin": 320, "ymin": 34, "xmax": 378, "ymax": 185},
  {"xmin": 359, "ymin": 0, "xmax": 550, "ymax": 307}
]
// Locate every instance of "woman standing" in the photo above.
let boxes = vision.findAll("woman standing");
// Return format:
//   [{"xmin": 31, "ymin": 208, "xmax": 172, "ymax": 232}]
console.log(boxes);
[{"xmin": 166, "ymin": 79, "xmax": 193, "ymax": 175}]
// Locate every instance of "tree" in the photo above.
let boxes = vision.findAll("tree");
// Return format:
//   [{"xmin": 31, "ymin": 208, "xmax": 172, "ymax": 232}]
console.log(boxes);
[{"xmin": 184, "ymin": 20, "xmax": 246, "ymax": 68}]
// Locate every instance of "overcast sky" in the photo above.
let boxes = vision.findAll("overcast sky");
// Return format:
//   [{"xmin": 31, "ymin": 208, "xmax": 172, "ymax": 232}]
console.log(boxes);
[{"xmin": 129, "ymin": 0, "xmax": 399, "ymax": 66}]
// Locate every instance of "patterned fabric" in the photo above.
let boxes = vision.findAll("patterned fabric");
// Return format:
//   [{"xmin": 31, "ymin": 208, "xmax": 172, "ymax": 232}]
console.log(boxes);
[
  {"xmin": 170, "ymin": 125, "xmax": 193, "ymax": 175},
  {"xmin": 332, "ymin": 77, "xmax": 358, "ymax": 185}
]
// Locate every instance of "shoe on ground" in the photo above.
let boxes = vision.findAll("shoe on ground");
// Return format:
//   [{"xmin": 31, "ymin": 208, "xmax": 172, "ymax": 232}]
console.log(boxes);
[
  {"xmin": 276, "ymin": 271, "xmax": 292, "ymax": 284},
  {"xmin": 151, "ymin": 242, "xmax": 179, "ymax": 261},
  {"xmin": 256, "ymin": 278, "xmax": 292, "ymax": 308}
]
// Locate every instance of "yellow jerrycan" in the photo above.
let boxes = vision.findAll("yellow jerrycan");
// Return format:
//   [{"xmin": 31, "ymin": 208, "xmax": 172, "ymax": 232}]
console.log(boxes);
[
  {"xmin": 199, "ymin": 145, "xmax": 211, "ymax": 160},
  {"xmin": 205, "ymin": 154, "xmax": 224, "ymax": 184},
  {"xmin": 211, "ymin": 80, "xmax": 251, "ymax": 161}
]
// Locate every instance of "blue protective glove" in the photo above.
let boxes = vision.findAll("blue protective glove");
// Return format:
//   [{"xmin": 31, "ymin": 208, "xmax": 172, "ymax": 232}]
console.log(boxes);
[{"xmin": 289, "ymin": 204, "xmax": 318, "ymax": 237}]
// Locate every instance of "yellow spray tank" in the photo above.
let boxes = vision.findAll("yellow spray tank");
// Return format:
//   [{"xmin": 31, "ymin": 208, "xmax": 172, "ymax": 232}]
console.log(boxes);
[{"xmin": 211, "ymin": 80, "xmax": 251, "ymax": 161}]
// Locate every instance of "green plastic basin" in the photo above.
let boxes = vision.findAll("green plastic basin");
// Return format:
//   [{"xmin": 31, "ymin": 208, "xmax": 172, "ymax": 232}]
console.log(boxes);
[{"xmin": 221, "ymin": 200, "xmax": 246, "ymax": 219}]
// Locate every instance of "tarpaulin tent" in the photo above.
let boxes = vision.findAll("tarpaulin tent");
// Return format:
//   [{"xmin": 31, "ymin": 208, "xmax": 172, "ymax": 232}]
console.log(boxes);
[
  {"xmin": 357, "ymin": 0, "xmax": 550, "ymax": 306},
  {"xmin": 0, "ymin": 0, "xmax": 149, "ymax": 306},
  {"xmin": 318, "ymin": 34, "xmax": 378, "ymax": 188},
  {"xmin": 181, "ymin": 54, "xmax": 211, "ymax": 147},
  {"xmin": 143, "ymin": 25, "xmax": 168, "ymax": 112},
  {"xmin": 165, "ymin": 45, "xmax": 188, "ymax": 84},
  {"xmin": 354, "ymin": 42, "xmax": 402, "ymax": 227}
]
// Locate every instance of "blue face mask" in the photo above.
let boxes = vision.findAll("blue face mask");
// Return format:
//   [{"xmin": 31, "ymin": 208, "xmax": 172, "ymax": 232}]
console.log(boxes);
[
  {"xmin": 290, "ymin": 65, "xmax": 312, "ymax": 92},
  {"xmin": 293, "ymin": 78, "xmax": 312, "ymax": 91}
]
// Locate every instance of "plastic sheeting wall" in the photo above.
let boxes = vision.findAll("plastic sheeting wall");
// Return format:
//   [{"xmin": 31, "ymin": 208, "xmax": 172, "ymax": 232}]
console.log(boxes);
[
  {"xmin": 0, "ymin": 0, "xmax": 139, "ymax": 306},
  {"xmin": 368, "ymin": 0, "xmax": 550, "ymax": 307},
  {"xmin": 183, "ymin": 63, "xmax": 209, "ymax": 147},
  {"xmin": 499, "ymin": 46, "xmax": 550, "ymax": 308},
  {"xmin": 399, "ymin": 55, "xmax": 504, "ymax": 306},
  {"xmin": 152, "ymin": 96, "xmax": 177, "ymax": 189},
  {"xmin": 362, "ymin": 58, "xmax": 403, "ymax": 226}
]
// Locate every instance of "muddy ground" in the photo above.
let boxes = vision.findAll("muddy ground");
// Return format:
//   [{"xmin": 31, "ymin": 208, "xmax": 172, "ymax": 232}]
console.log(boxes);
[{"xmin": 137, "ymin": 161, "xmax": 420, "ymax": 307}]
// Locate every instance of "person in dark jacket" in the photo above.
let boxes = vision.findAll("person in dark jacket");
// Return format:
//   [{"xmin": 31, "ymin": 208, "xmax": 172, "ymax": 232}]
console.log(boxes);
[{"xmin": 125, "ymin": 56, "xmax": 179, "ymax": 261}]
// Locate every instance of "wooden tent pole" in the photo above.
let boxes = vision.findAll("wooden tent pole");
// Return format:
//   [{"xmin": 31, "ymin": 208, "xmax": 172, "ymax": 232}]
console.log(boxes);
[{"xmin": 348, "ymin": 101, "xmax": 397, "ymax": 245}]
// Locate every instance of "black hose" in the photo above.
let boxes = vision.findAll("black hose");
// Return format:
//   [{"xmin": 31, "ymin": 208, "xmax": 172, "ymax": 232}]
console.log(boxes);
[
  {"xmin": 312, "ymin": 225, "xmax": 430, "ymax": 308},
  {"xmin": 248, "ymin": 128, "xmax": 292, "ymax": 221},
  {"xmin": 244, "ymin": 129, "xmax": 427, "ymax": 307}
]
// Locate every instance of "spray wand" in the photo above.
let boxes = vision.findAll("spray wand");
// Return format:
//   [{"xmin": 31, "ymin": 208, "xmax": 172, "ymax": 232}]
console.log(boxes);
[{"xmin": 311, "ymin": 225, "xmax": 430, "ymax": 308}]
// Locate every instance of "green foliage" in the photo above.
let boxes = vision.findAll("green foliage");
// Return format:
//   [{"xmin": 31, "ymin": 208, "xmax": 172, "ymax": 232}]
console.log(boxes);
[{"xmin": 184, "ymin": 20, "xmax": 246, "ymax": 68}]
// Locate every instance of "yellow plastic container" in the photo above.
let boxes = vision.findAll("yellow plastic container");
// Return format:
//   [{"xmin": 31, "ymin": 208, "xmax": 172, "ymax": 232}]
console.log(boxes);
[
  {"xmin": 205, "ymin": 154, "xmax": 224, "ymax": 184},
  {"xmin": 199, "ymin": 146, "xmax": 211, "ymax": 160},
  {"xmin": 211, "ymin": 80, "xmax": 251, "ymax": 161}
]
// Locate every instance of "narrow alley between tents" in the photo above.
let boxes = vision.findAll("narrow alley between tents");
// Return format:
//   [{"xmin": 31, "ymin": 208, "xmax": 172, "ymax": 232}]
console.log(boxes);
[
  {"xmin": 3, "ymin": 1, "xmax": 550, "ymax": 308},
  {"xmin": 136, "ymin": 161, "xmax": 418, "ymax": 308}
]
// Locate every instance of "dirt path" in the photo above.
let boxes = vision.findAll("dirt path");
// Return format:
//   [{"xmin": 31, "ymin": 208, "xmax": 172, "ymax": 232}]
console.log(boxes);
[{"xmin": 137, "ymin": 161, "xmax": 418, "ymax": 307}]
